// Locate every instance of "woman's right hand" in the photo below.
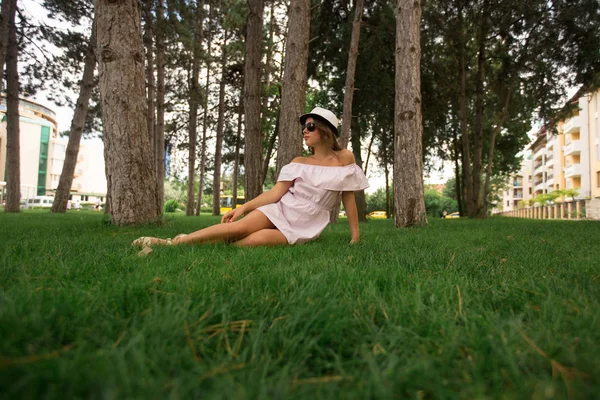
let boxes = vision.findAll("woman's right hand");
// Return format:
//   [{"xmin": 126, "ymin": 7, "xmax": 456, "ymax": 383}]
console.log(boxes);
[{"xmin": 221, "ymin": 206, "xmax": 246, "ymax": 224}]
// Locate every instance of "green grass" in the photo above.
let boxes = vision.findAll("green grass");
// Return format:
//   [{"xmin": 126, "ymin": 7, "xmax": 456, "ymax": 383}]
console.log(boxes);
[{"xmin": 1, "ymin": 210, "xmax": 599, "ymax": 399}]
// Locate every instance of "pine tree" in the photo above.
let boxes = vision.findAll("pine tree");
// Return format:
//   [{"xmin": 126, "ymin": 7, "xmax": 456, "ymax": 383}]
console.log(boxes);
[
  {"xmin": 96, "ymin": 0, "xmax": 161, "ymax": 224},
  {"xmin": 394, "ymin": 0, "xmax": 427, "ymax": 227}
]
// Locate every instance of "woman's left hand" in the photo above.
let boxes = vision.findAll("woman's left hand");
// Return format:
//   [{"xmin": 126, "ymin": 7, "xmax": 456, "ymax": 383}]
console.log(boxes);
[{"xmin": 350, "ymin": 236, "xmax": 360, "ymax": 245}]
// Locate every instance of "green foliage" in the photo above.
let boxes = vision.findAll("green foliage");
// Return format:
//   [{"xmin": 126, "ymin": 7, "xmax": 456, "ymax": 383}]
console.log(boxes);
[
  {"xmin": 365, "ymin": 188, "xmax": 387, "ymax": 213},
  {"xmin": 424, "ymin": 189, "xmax": 458, "ymax": 218},
  {"xmin": 2, "ymin": 212, "xmax": 600, "ymax": 398},
  {"xmin": 164, "ymin": 199, "xmax": 180, "ymax": 213}
]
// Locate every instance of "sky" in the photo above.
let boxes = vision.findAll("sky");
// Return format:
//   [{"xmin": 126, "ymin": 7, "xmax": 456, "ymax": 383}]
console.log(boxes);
[{"xmin": 20, "ymin": 0, "xmax": 453, "ymax": 195}]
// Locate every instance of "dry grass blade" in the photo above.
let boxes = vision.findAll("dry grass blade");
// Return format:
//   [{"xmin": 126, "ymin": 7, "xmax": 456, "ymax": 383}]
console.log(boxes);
[
  {"xmin": 113, "ymin": 331, "xmax": 127, "ymax": 349},
  {"xmin": 0, "ymin": 344, "xmax": 74, "ymax": 369},
  {"xmin": 456, "ymin": 285, "xmax": 463, "ymax": 317},
  {"xmin": 199, "ymin": 363, "xmax": 245, "ymax": 382},
  {"xmin": 202, "ymin": 320, "xmax": 253, "ymax": 333},
  {"xmin": 519, "ymin": 330, "xmax": 589, "ymax": 399},
  {"xmin": 292, "ymin": 375, "xmax": 346, "ymax": 387},
  {"xmin": 185, "ymin": 321, "xmax": 201, "ymax": 362},
  {"xmin": 233, "ymin": 320, "xmax": 247, "ymax": 359},
  {"xmin": 189, "ymin": 310, "xmax": 211, "ymax": 328}
]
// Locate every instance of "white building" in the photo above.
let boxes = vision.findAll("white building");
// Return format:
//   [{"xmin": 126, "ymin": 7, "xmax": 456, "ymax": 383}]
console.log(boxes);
[{"xmin": 0, "ymin": 95, "xmax": 106, "ymax": 204}]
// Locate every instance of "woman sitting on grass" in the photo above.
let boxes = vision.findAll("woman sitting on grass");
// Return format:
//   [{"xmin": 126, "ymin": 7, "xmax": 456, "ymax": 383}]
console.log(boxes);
[{"xmin": 132, "ymin": 107, "xmax": 368, "ymax": 247}]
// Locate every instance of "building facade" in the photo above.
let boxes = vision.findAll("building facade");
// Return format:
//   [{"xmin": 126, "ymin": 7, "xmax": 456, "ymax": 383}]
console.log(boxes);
[
  {"xmin": 0, "ymin": 95, "xmax": 106, "ymax": 204},
  {"xmin": 499, "ymin": 87, "xmax": 600, "ymax": 214}
]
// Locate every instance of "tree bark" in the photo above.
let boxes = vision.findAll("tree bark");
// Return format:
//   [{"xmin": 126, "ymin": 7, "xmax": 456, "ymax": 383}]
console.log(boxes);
[
  {"xmin": 393, "ymin": 0, "xmax": 427, "ymax": 227},
  {"xmin": 350, "ymin": 116, "xmax": 367, "ymax": 221},
  {"xmin": 212, "ymin": 30, "xmax": 228, "ymax": 216},
  {"xmin": 0, "ymin": 0, "xmax": 14, "ymax": 93},
  {"xmin": 470, "ymin": 0, "xmax": 489, "ymax": 217},
  {"xmin": 275, "ymin": 0, "xmax": 310, "ymax": 175},
  {"xmin": 4, "ymin": 0, "xmax": 19, "ymax": 213},
  {"xmin": 155, "ymin": 0, "xmax": 166, "ymax": 211},
  {"xmin": 243, "ymin": 0, "xmax": 264, "ymax": 201},
  {"xmin": 52, "ymin": 17, "xmax": 97, "ymax": 213},
  {"xmin": 195, "ymin": 2, "xmax": 212, "ymax": 216},
  {"xmin": 339, "ymin": 0, "xmax": 364, "ymax": 149},
  {"xmin": 96, "ymin": 0, "xmax": 160, "ymax": 225},
  {"xmin": 186, "ymin": 0, "xmax": 204, "ymax": 216},
  {"xmin": 142, "ymin": 0, "xmax": 156, "ymax": 165},
  {"xmin": 232, "ymin": 91, "xmax": 243, "ymax": 210},
  {"xmin": 262, "ymin": 109, "xmax": 279, "ymax": 186}
]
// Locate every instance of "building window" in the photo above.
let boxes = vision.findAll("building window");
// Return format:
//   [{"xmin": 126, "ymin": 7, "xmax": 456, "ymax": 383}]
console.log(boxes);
[
  {"xmin": 597, "ymin": 171, "xmax": 600, "ymax": 188},
  {"xmin": 529, "ymin": 188, "xmax": 532, "ymax": 195},
  {"xmin": 507, "ymin": 200, "xmax": 510, "ymax": 207}
]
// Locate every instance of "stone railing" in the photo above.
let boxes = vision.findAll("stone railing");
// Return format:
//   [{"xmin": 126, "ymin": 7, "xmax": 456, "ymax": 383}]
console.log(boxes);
[{"xmin": 497, "ymin": 200, "xmax": 589, "ymax": 220}]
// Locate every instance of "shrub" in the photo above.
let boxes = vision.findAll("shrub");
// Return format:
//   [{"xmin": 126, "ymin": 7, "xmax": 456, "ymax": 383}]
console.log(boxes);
[{"xmin": 164, "ymin": 199, "xmax": 180, "ymax": 213}]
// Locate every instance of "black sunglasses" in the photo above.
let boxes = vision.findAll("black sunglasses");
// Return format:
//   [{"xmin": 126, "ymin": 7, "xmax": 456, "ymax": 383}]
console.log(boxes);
[{"xmin": 301, "ymin": 122, "xmax": 317, "ymax": 132}]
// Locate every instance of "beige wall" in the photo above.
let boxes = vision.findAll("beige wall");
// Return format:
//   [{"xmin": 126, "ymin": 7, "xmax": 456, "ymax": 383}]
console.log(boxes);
[{"xmin": 589, "ymin": 90, "xmax": 600, "ymax": 199}]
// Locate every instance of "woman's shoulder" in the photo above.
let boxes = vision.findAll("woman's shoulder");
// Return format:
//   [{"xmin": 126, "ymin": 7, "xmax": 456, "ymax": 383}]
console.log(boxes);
[{"xmin": 335, "ymin": 149, "xmax": 355, "ymax": 166}]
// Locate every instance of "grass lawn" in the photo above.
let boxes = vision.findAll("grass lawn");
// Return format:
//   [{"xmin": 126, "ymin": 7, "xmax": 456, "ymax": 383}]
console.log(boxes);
[{"xmin": 1, "ymin": 210, "xmax": 599, "ymax": 398}]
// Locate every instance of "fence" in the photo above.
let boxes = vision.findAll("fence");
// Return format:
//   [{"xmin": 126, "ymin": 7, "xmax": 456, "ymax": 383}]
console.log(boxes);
[{"xmin": 497, "ymin": 200, "xmax": 587, "ymax": 220}]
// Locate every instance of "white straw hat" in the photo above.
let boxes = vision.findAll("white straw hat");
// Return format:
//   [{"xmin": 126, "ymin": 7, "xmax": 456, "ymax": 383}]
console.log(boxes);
[{"xmin": 299, "ymin": 107, "xmax": 340, "ymax": 137}]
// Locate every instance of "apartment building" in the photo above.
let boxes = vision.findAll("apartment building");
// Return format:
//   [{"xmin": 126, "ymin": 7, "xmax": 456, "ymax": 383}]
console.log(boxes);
[
  {"xmin": 0, "ymin": 95, "xmax": 106, "ymax": 204},
  {"xmin": 500, "ymin": 152, "xmax": 533, "ymax": 212},
  {"xmin": 499, "ymin": 87, "xmax": 600, "ymax": 215}
]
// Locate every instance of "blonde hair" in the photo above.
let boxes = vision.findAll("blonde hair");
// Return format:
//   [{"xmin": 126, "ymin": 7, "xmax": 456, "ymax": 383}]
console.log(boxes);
[{"xmin": 308, "ymin": 118, "xmax": 342, "ymax": 154}]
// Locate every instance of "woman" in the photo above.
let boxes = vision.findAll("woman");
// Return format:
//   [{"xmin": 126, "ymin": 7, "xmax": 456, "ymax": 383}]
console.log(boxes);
[{"xmin": 132, "ymin": 107, "xmax": 368, "ymax": 247}]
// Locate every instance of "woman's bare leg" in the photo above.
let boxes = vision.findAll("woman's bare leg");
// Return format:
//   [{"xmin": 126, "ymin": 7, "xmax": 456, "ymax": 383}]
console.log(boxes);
[
  {"xmin": 233, "ymin": 229, "xmax": 288, "ymax": 247},
  {"xmin": 171, "ymin": 210, "xmax": 276, "ymax": 245}
]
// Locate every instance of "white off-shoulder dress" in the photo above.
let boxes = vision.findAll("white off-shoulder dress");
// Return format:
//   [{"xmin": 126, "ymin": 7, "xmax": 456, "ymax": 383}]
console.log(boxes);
[{"xmin": 257, "ymin": 162, "xmax": 369, "ymax": 244}]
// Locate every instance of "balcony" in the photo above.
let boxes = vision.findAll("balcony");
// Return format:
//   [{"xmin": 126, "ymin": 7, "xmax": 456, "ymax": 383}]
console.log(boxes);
[
  {"xmin": 563, "ymin": 139, "xmax": 582, "ymax": 156},
  {"xmin": 535, "ymin": 182, "xmax": 546, "ymax": 192},
  {"xmin": 564, "ymin": 163, "xmax": 583, "ymax": 178},
  {"xmin": 562, "ymin": 116, "xmax": 581, "ymax": 135}
]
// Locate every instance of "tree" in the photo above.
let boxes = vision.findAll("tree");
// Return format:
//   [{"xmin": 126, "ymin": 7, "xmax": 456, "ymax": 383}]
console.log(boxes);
[
  {"xmin": 96, "ymin": 0, "xmax": 161, "ymax": 224},
  {"xmin": 275, "ymin": 0, "xmax": 310, "ymax": 174},
  {"xmin": 4, "ymin": 0, "xmax": 19, "ymax": 213},
  {"xmin": 186, "ymin": 0, "xmax": 204, "ymax": 216},
  {"xmin": 0, "ymin": 0, "xmax": 14, "ymax": 93},
  {"xmin": 212, "ymin": 28, "xmax": 228, "ymax": 216},
  {"xmin": 339, "ymin": 0, "xmax": 364, "ymax": 149},
  {"xmin": 394, "ymin": 0, "xmax": 427, "ymax": 227},
  {"xmin": 195, "ymin": 0, "xmax": 212, "ymax": 216},
  {"xmin": 155, "ymin": 0, "xmax": 166, "ymax": 209},
  {"xmin": 243, "ymin": 0, "xmax": 264, "ymax": 201},
  {"xmin": 51, "ymin": 16, "xmax": 97, "ymax": 213}
]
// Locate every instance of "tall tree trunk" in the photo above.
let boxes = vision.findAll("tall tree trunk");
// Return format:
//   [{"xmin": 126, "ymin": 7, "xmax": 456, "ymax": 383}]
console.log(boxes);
[
  {"xmin": 339, "ymin": 0, "xmax": 364, "ymax": 149},
  {"xmin": 195, "ymin": 2, "xmax": 212, "ymax": 216},
  {"xmin": 452, "ymin": 128, "xmax": 463, "ymax": 216},
  {"xmin": 363, "ymin": 128, "xmax": 375, "ymax": 175},
  {"xmin": 96, "ymin": 0, "xmax": 160, "ymax": 225},
  {"xmin": 0, "ymin": 0, "xmax": 13, "ymax": 93},
  {"xmin": 393, "ymin": 0, "xmax": 427, "ymax": 227},
  {"xmin": 482, "ymin": 86, "xmax": 512, "ymax": 216},
  {"xmin": 457, "ymin": 5, "xmax": 473, "ymax": 218},
  {"xmin": 261, "ymin": 1, "xmax": 275, "ymax": 122},
  {"xmin": 4, "ymin": 0, "xmax": 19, "ymax": 213},
  {"xmin": 142, "ymin": 0, "xmax": 156, "ymax": 162},
  {"xmin": 385, "ymin": 161, "xmax": 390, "ymax": 218},
  {"xmin": 186, "ymin": 0, "xmax": 204, "ymax": 216},
  {"xmin": 212, "ymin": 30, "xmax": 228, "ymax": 216},
  {"xmin": 52, "ymin": 17, "xmax": 98, "ymax": 213},
  {"xmin": 243, "ymin": 0, "xmax": 264, "ymax": 201},
  {"xmin": 275, "ymin": 0, "xmax": 310, "ymax": 175},
  {"xmin": 232, "ymin": 91, "xmax": 243, "ymax": 209},
  {"xmin": 350, "ymin": 116, "xmax": 367, "ymax": 221},
  {"xmin": 261, "ymin": 109, "xmax": 279, "ymax": 186},
  {"xmin": 155, "ymin": 0, "xmax": 166, "ymax": 211},
  {"xmin": 470, "ymin": 0, "xmax": 489, "ymax": 217}
]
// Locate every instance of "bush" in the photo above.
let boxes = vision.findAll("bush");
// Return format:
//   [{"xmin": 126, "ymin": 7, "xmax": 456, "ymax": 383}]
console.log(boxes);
[{"xmin": 164, "ymin": 199, "xmax": 180, "ymax": 213}]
